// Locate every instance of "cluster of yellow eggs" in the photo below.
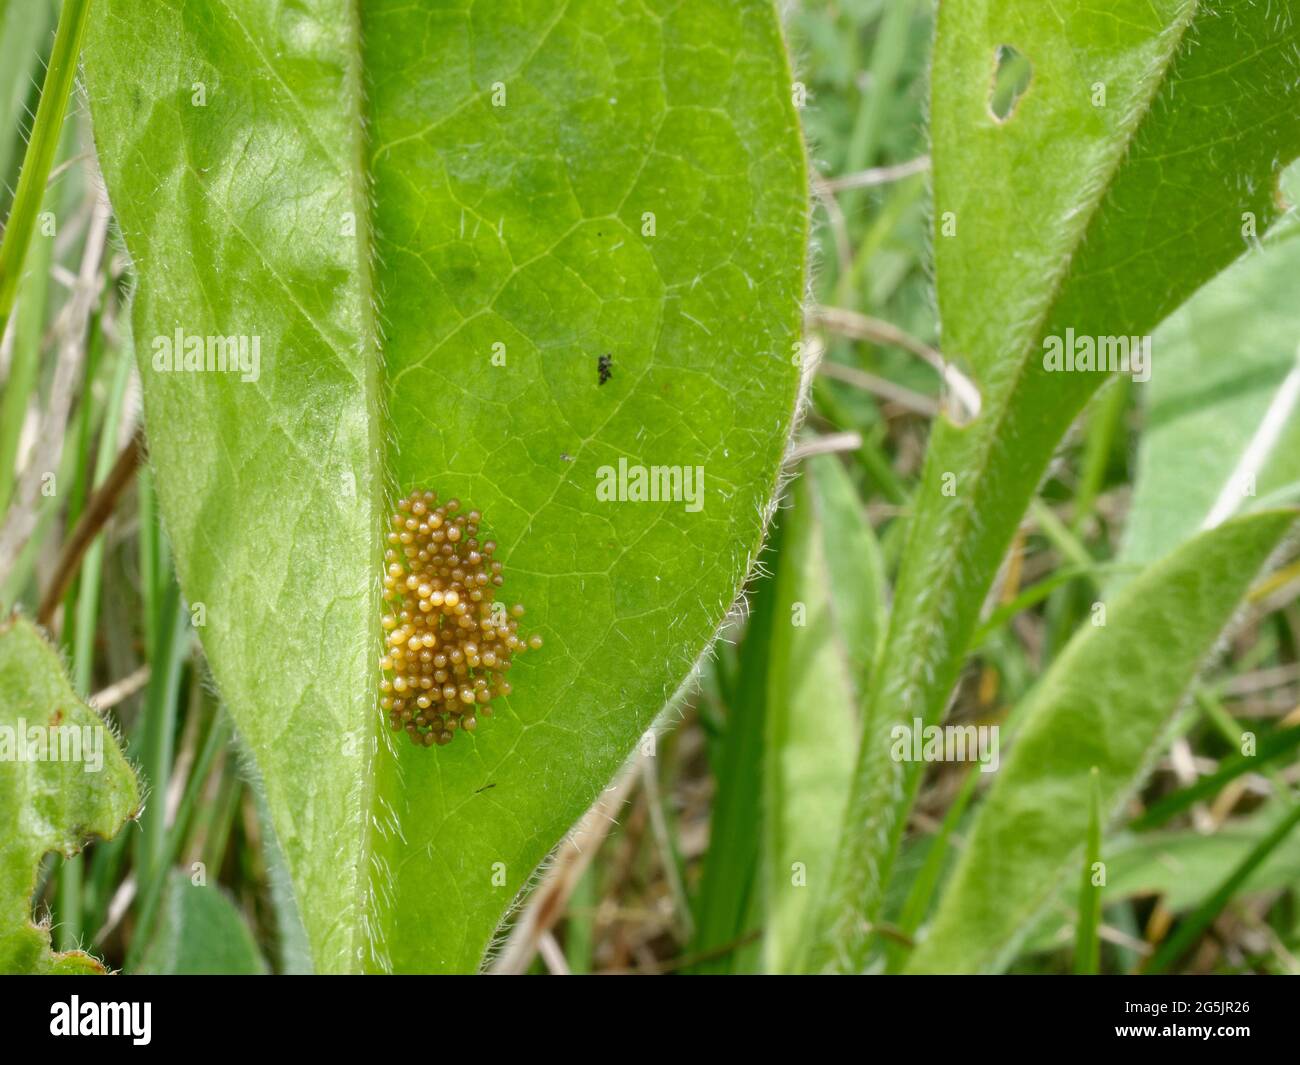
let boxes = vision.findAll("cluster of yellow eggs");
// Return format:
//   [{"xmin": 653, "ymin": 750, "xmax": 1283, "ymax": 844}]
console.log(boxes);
[{"xmin": 380, "ymin": 490, "xmax": 541, "ymax": 747}]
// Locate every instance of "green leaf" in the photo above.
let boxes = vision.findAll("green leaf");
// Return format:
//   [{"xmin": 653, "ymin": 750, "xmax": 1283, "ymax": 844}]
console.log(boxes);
[
  {"xmin": 1104, "ymin": 807, "xmax": 1300, "ymax": 913},
  {"xmin": 812, "ymin": 0, "xmax": 1300, "ymax": 971},
  {"xmin": 1146, "ymin": 799, "xmax": 1300, "ymax": 974},
  {"xmin": 133, "ymin": 870, "xmax": 267, "ymax": 975},
  {"xmin": 253, "ymin": 783, "xmax": 313, "ymax": 975},
  {"xmin": 1073, "ymin": 767, "xmax": 1102, "ymax": 975},
  {"xmin": 1130, "ymin": 724, "xmax": 1300, "ymax": 832},
  {"xmin": 1018, "ymin": 801, "xmax": 1300, "ymax": 958},
  {"xmin": 885, "ymin": 765, "xmax": 978, "ymax": 973},
  {"xmin": 83, "ymin": 0, "xmax": 806, "ymax": 972},
  {"xmin": 763, "ymin": 454, "xmax": 879, "ymax": 973},
  {"xmin": 905, "ymin": 510, "xmax": 1295, "ymax": 974},
  {"xmin": 0, "ymin": 614, "xmax": 139, "ymax": 974},
  {"xmin": 1122, "ymin": 230, "xmax": 1300, "ymax": 571}
]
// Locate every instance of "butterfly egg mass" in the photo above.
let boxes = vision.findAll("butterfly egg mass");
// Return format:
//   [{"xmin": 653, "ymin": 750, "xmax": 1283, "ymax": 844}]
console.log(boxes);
[{"xmin": 379, "ymin": 490, "xmax": 542, "ymax": 747}]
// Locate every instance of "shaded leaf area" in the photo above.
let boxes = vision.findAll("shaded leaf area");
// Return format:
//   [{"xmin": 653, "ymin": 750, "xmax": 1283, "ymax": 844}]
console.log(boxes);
[
  {"xmin": 85, "ymin": 0, "xmax": 806, "ymax": 971},
  {"xmin": 763, "ymin": 454, "xmax": 878, "ymax": 972},
  {"xmin": 133, "ymin": 870, "xmax": 267, "ymax": 975},
  {"xmin": 0, "ymin": 615, "xmax": 138, "ymax": 973},
  {"xmin": 906, "ymin": 510, "xmax": 1295, "ymax": 974},
  {"xmin": 814, "ymin": 0, "xmax": 1300, "ymax": 970}
]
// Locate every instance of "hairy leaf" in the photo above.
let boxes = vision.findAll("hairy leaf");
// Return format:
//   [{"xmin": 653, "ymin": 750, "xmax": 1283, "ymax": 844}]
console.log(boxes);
[
  {"xmin": 906, "ymin": 510, "xmax": 1295, "ymax": 974},
  {"xmin": 0, "ymin": 615, "xmax": 139, "ymax": 974},
  {"xmin": 84, "ymin": 0, "xmax": 806, "ymax": 972},
  {"xmin": 813, "ymin": 0, "xmax": 1300, "ymax": 970}
]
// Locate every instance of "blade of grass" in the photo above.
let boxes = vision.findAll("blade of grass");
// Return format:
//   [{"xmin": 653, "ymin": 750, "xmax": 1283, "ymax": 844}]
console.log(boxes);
[
  {"xmin": 1030, "ymin": 498, "xmax": 1095, "ymax": 573},
  {"xmin": 136, "ymin": 467, "xmax": 159, "ymax": 651},
  {"xmin": 0, "ymin": 196, "xmax": 55, "ymax": 516},
  {"xmin": 1196, "ymin": 685, "xmax": 1252, "ymax": 748},
  {"xmin": 0, "ymin": 2, "xmax": 56, "ymax": 209},
  {"xmin": 689, "ymin": 521, "xmax": 782, "ymax": 973},
  {"xmin": 53, "ymin": 345, "xmax": 137, "ymax": 939},
  {"xmin": 57, "ymin": 314, "xmax": 107, "ymax": 624},
  {"xmin": 1145, "ymin": 799, "xmax": 1300, "ymax": 974},
  {"xmin": 1073, "ymin": 378, "xmax": 1130, "ymax": 535},
  {"xmin": 812, "ymin": 378, "xmax": 908, "ymax": 505},
  {"xmin": 199, "ymin": 767, "xmax": 242, "ymax": 879},
  {"xmin": 52, "ymin": 313, "xmax": 112, "ymax": 954},
  {"xmin": 834, "ymin": 0, "xmax": 921, "ymax": 296},
  {"xmin": 564, "ymin": 866, "xmax": 596, "ymax": 976},
  {"xmin": 133, "ymin": 579, "xmax": 188, "ymax": 900},
  {"xmin": 127, "ymin": 708, "xmax": 232, "ymax": 970},
  {"xmin": 969, "ymin": 564, "xmax": 1136, "ymax": 649},
  {"xmin": 834, "ymin": 170, "xmax": 929, "ymax": 324},
  {"xmin": 0, "ymin": 113, "xmax": 82, "ymax": 520},
  {"xmin": 0, "ymin": 0, "xmax": 91, "ymax": 341},
  {"xmin": 1131, "ymin": 725, "xmax": 1300, "ymax": 832}
]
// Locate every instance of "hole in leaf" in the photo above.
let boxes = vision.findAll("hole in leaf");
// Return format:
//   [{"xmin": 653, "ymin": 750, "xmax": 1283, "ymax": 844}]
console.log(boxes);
[{"xmin": 990, "ymin": 44, "xmax": 1032, "ymax": 122}]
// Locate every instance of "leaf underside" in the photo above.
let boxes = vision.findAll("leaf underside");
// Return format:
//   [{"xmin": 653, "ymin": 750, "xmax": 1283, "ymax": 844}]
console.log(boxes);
[{"xmin": 85, "ymin": 0, "xmax": 807, "ymax": 972}]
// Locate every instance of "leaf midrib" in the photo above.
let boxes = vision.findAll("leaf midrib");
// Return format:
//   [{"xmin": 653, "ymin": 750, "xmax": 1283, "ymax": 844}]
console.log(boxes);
[
  {"xmin": 343, "ymin": 0, "xmax": 384, "ymax": 972},
  {"xmin": 341, "ymin": 0, "xmax": 679, "ymax": 971}
]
